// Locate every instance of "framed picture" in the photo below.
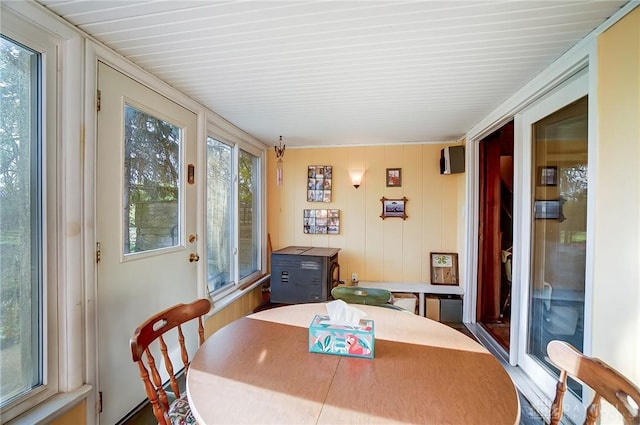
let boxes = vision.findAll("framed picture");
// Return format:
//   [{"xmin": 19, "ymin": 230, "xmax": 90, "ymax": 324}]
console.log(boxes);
[
  {"xmin": 538, "ymin": 166, "xmax": 557, "ymax": 186},
  {"xmin": 533, "ymin": 200, "xmax": 564, "ymax": 220},
  {"xmin": 303, "ymin": 209, "xmax": 340, "ymax": 234},
  {"xmin": 307, "ymin": 165, "xmax": 332, "ymax": 202},
  {"xmin": 430, "ymin": 252, "xmax": 459, "ymax": 285},
  {"xmin": 386, "ymin": 168, "xmax": 402, "ymax": 187},
  {"xmin": 380, "ymin": 196, "xmax": 408, "ymax": 220}
]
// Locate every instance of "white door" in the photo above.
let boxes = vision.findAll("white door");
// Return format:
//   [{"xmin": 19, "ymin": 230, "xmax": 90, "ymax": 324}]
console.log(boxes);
[
  {"xmin": 515, "ymin": 72, "xmax": 589, "ymax": 424},
  {"xmin": 96, "ymin": 62, "xmax": 199, "ymax": 424}
]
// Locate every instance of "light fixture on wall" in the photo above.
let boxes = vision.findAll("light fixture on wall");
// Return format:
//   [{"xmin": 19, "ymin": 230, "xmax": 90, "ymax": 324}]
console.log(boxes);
[
  {"xmin": 348, "ymin": 169, "xmax": 365, "ymax": 189},
  {"xmin": 274, "ymin": 136, "xmax": 285, "ymax": 186}
]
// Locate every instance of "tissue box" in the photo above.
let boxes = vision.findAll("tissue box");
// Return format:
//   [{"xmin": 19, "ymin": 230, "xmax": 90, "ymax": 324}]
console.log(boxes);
[{"xmin": 308, "ymin": 315, "xmax": 375, "ymax": 358}]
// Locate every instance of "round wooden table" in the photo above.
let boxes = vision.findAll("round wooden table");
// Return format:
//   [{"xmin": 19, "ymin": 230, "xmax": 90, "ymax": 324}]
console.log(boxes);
[{"xmin": 187, "ymin": 303, "xmax": 520, "ymax": 424}]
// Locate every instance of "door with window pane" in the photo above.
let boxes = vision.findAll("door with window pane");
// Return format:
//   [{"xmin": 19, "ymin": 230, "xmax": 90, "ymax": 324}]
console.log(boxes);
[
  {"xmin": 96, "ymin": 62, "xmax": 199, "ymax": 424},
  {"xmin": 517, "ymin": 74, "xmax": 588, "ymax": 424}
]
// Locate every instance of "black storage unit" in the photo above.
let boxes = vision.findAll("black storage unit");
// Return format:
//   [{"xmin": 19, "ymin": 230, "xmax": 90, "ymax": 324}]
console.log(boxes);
[
  {"xmin": 270, "ymin": 246, "xmax": 340, "ymax": 304},
  {"xmin": 426, "ymin": 294, "xmax": 463, "ymax": 322}
]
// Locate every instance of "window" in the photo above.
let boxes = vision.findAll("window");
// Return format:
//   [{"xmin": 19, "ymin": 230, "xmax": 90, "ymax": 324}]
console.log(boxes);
[
  {"xmin": 124, "ymin": 104, "xmax": 182, "ymax": 254},
  {"xmin": 206, "ymin": 137, "xmax": 234, "ymax": 293},
  {"xmin": 238, "ymin": 149, "xmax": 259, "ymax": 279},
  {"xmin": 0, "ymin": 12, "xmax": 61, "ymax": 419},
  {"xmin": 206, "ymin": 136, "xmax": 262, "ymax": 296},
  {"xmin": 0, "ymin": 33, "xmax": 43, "ymax": 410}
]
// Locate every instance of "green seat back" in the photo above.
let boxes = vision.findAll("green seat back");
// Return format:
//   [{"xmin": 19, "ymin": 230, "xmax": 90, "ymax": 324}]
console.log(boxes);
[{"xmin": 331, "ymin": 286, "xmax": 392, "ymax": 306}]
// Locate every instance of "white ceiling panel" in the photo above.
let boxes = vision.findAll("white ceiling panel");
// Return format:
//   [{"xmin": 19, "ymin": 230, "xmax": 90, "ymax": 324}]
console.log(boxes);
[{"xmin": 36, "ymin": 0, "xmax": 628, "ymax": 146}]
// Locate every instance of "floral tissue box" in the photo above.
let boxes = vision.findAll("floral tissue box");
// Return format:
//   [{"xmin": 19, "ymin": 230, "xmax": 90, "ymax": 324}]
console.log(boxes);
[{"xmin": 308, "ymin": 314, "xmax": 375, "ymax": 358}]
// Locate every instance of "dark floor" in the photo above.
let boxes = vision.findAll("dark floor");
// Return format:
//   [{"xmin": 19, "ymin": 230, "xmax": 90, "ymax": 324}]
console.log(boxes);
[
  {"xmin": 482, "ymin": 320, "xmax": 511, "ymax": 350},
  {"xmin": 119, "ymin": 399, "xmax": 156, "ymax": 425},
  {"xmin": 121, "ymin": 303, "xmax": 546, "ymax": 425},
  {"xmin": 520, "ymin": 392, "xmax": 546, "ymax": 425}
]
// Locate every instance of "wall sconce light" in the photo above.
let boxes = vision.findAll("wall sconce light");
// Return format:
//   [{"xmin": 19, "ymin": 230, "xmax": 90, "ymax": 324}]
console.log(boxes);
[{"xmin": 349, "ymin": 169, "xmax": 365, "ymax": 189}]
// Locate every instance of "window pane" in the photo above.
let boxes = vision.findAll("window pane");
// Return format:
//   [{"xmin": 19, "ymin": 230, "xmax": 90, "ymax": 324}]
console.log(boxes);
[
  {"xmin": 528, "ymin": 96, "xmax": 587, "ymax": 396},
  {"xmin": 239, "ymin": 150, "xmax": 259, "ymax": 278},
  {"xmin": 206, "ymin": 138, "xmax": 233, "ymax": 292},
  {"xmin": 0, "ymin": 35, "xmax": 42, "ymax": 406},
  {"xmin": 123, "ymin": 104, "xmax": 181, "ymax": 254}
]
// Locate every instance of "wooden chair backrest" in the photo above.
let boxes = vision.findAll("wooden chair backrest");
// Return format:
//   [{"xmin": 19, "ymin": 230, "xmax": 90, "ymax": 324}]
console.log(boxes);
[
  {"xmin": 130, "ymin": 298, "xmax": 211, "ymax": 425},
  {"xmin": 547, "ymin": 340, "xmax": 640, "ymax": 425}
]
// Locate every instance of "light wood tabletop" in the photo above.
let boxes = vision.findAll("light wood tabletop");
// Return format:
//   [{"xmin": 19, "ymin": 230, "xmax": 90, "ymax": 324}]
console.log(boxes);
[{"xmin": 187, "ymin": 303, "xmax": 520, "ymax": 425}]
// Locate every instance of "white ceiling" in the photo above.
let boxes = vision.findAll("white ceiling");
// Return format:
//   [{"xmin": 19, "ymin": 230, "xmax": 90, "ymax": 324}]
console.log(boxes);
[{"xmin": 37, "ymin": 0, "xmax": 627, "ymax": 147}]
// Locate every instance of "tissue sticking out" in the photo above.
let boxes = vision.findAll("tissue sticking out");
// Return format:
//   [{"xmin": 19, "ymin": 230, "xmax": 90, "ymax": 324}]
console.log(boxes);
[
  {"xmin": 325, "ymin": 299, "xmax": 367, "ymax": 326},
  {"xmin": 308, "ymin": 301, "xmax": 375, "ymax": 358}
]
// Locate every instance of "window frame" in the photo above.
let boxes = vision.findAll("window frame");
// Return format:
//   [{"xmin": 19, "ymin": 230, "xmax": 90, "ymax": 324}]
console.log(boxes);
[
  {"xmin": 205, "ymin": 127, "xmax": 265, "ymax": 302},
  {"xmin": 0, "ymin": 9, "xmax": 58, "ymax": 421},
  {"xmin": 0, "ymin": 3, "xmax": 85, "ymax": 422},
  {"xmin": 204, "ymin": 136, "xmax": 236, "ymax": 296},
  {"xmin": 237, "ymin": 147, "xmax": 261, "ymax": 280}
]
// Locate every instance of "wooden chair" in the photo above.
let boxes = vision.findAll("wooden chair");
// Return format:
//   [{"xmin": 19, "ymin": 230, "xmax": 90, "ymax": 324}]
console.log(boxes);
[
  {"xmin": 130, "ymin": 298, "xmax": 211, "ymax": 425},
  {"xmin": 331, "ymin": 286, "xmax": 407, "ymax": 311},
  {"xmin": 547, "ymin": 340, "xmax": 640, "ymax": 425}
]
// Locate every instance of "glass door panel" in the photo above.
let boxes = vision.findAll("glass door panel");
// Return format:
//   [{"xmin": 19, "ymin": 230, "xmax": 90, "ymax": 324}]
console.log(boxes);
[
  {"xmin": 529, "ymin": 96, "xmax": 587, "ymax": 390},
  {"xmin": 528, "ymin": 97, "xmax": 588, "ymax": 364},
  {"xmin": 516, "ymin": 71, "xmax": 589, "ymax": 424}
]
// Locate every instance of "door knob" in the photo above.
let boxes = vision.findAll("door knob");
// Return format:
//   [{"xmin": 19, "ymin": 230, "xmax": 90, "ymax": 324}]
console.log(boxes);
[{"xmin": 189, "ymin": 253, "xmax": 200, "ymax": 262}]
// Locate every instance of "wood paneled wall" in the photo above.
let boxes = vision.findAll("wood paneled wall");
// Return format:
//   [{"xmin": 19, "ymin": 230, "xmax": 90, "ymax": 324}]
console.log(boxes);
[
  {"xmin": 204, "ymin": 286, "xmax": 265, "ymax": 337},
  {"xmin": 50, "ymin": 400, "xmax": 86, "ymax": 425},
  {"xmin": 267, "ymin": 144, "xmax": 465, "ymax": 285},
  {"xmin": 595, "ymin": 7, "xmax": 640, "ymax": 385}
]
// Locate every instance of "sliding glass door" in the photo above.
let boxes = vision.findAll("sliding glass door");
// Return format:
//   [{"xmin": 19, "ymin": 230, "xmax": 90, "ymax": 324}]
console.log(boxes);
[{"xmin": 516, "ymin": 72, "xmax": 589, "ymax": 424}]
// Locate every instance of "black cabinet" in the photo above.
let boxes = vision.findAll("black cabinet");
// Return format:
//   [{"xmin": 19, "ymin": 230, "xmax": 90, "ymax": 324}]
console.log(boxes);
[{"xmin": 270, "ymin": 246, "xmax": 340, "ymax": 304}]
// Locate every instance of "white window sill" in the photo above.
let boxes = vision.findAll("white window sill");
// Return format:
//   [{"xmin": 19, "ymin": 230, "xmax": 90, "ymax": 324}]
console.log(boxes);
[
  {"xmin": 7, "ymin": 384, "xmax": 92, "ymax": 425},
  {"xmin": 208, "ymin": 274, "xmax": 270, "ymax": 316}
]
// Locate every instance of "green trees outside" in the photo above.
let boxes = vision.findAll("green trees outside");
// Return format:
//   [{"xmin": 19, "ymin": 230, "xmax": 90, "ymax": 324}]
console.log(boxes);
[
  {"xmin": 0, "ymin": 35, "xmax": 38, "ymax": 403},
  {"xmin": 123, "ymin": 104, "xmax": 180, "ymax": 253}
]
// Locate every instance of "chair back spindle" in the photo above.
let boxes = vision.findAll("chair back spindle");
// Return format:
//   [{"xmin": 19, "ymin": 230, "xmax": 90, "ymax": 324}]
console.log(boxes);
[{"xmin": 131, "ymin": 298, "xmax": 211, "ymax": 425}]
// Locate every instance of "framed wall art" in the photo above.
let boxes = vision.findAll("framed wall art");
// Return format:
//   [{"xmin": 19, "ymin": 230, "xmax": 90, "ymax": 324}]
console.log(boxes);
[
  {"xmin": 303, "ymin": 209, "xmax": 340, "ymax": 234},
  {"xmin": 386, "ymin": 168, "xmax": 402, "ymax": 187},
  {"xmin": 533, "ymin": 199, "xmax": 565, "ymax": 221},
  {"xmin": 380, "ymin": 196, "xmax": 408, "ymax": 220},
  {"xmin": 307, "ymin": 165, "xmax": 332, "ymax": 203},
  {"xmin": 537, "ymin": 166, "xmax": 558, "ymax": 186},
  {"xmin": 430, "ymin": 252, "xmax": 459, "ymax": 285}
]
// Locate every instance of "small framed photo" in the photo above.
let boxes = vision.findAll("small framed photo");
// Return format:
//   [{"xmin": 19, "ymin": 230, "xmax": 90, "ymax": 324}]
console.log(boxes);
[
  {"xmin": 534, "ymin": 200, "xmax": 564, "ymax": 220},
  {"xmin": 307, "ymin": 165, "xmax": 332, "ymax": 203},
  {"xmin": 380, "ymin": 196, "xmax": 408, "ymax": 220},
  {"xmin": 430, "ymin": 252, "xmax": 459, "ymax": 285},
  {"xmin": 538, "ymin": 166, "xmax": 557, "ymax": 186},
  {"xmin": 386, "ymin": 168, "xmax": 402, "ymax": 187}
]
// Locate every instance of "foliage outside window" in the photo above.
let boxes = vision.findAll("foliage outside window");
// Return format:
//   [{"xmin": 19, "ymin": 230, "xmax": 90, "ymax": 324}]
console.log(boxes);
[
  {"xmin": 206, "ymin": 138, "xmax": 261, "ymax": 295},
  {"xmin": 206, "ymin": 137, "xmax": 234, "ymax": 293},
  {"xmin": 0, "ymin": 34, "xmax": 43, "ymax": 409},
  {"xmin": 239, "ymin": 149, "xmax": 259, "ymax": 278},
  {"xmin": 123, "ymin": 104, "xmax": 181, "ymax": 254}
]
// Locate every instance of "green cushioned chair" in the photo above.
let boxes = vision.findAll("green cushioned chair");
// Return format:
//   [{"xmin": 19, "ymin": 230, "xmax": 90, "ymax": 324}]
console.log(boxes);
[{"xmin": 331, "ymin": 286, "xmax": 408, "ymax": 311}]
